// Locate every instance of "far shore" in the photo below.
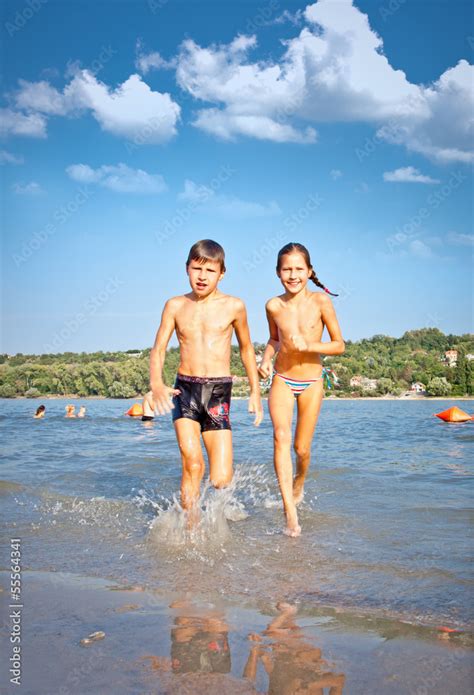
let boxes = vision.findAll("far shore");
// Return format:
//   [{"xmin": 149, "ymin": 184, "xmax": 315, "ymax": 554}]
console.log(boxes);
[{"xmin": 7, "ymin": 394, "xmax": 474, "ymax": 401}]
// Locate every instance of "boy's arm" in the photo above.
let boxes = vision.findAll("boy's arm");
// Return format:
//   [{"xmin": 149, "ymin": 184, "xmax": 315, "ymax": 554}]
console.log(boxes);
[
  {"xmin": 150, "ymin": 299, "xmax": 180, "ymax": 414},
  {"xmin": 233, "ymin": 299, "xmax": 263, "ymax": 426},
  {"xmin": 292, "ymin": 295, "xmax": 345, "ymax": 355}
]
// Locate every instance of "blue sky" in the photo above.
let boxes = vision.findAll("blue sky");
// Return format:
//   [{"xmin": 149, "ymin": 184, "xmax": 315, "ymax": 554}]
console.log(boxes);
[{"xmin": 1, "ymin": 0, "xmax": 472, "ymax": 354}]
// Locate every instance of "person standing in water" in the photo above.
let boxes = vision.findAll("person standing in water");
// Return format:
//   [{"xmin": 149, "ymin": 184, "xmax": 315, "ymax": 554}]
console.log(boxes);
[
  {"xmin": 150, "ymin": 239, "xmax": 263, "ymax": 518},
  {"xmin": 259, "ymin": 243, "xmax": 345, "ymax": 537}
]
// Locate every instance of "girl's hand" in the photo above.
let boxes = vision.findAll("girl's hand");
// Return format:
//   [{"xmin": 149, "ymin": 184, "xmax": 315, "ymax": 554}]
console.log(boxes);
[
  {"xmin": 258, "ymin": 360, "xmax": 272, "ymax": 379},
  {"xmin": 151, "ymin": 385, "xmax": 180, "ymax": 415},
  {"xmin": 290, "ymin": 334, "xmax": 308, "ymax": 351}
]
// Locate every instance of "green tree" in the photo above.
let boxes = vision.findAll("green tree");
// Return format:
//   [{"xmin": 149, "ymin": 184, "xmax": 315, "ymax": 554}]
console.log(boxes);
[{"xmin": 426, "ymin": 377, "xmax": 452, "ymax": 397}]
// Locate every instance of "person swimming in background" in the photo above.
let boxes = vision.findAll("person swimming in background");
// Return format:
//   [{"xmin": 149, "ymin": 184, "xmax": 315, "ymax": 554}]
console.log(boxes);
[
  {"xmin": 77, "ymin": 406, "xmax": 86, "ymax": 418},
  {"xmin": 65, "ymin": 404, "xmax": 76, "ymax": 418},
  {"xmin": 259, "ymin": 243, "xmax": 345, "ymax": 537},
  {"xmin": 34, "ymin": 405, "xmax": 46, "ymax": 419},
  {"xmin": 150, "ymin": 239, "xmax": 263, "ymax": 522}
]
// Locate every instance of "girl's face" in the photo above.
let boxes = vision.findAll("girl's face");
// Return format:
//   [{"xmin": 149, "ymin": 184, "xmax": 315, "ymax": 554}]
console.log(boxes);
[{"xmin": 277, "ymin": 252, "xmax": 311, "ymax": 295}]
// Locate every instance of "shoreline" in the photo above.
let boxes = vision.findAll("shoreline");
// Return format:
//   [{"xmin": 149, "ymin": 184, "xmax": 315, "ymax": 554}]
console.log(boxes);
[
  {"xmin": 0, "ymin": 569, "xmax": 472, "ymax": 694},
  {"xmin": 6, "ymin": 395, "xmax": 474, "ymax": 401}
]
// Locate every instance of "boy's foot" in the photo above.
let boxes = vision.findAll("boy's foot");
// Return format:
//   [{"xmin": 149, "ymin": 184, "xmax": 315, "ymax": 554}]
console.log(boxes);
[{"xmin": 293, "ymin": 475, "xmax": 305, "ymax": 506}]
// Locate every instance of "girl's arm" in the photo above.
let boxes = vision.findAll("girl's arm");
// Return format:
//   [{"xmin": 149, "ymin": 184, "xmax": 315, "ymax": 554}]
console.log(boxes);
[
  {"xmin": 259, "ymin": 302, "xmax": 280, "ymax": 377},
  {"xmin": 292, "ymin": 295, "xmax": 345, "ymax": 355}
]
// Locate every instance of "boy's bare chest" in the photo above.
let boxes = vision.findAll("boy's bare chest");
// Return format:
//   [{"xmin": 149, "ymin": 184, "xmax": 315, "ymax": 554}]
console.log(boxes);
[{"xmin": 176, "ymin": 305, "xmax": 234, "ymax": 337}]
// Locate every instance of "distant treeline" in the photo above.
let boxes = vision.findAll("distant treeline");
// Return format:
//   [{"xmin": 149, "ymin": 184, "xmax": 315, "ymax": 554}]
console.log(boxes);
[{"xmin": 0, "ymin": 329, "xmax": 473, "ymax": 398}]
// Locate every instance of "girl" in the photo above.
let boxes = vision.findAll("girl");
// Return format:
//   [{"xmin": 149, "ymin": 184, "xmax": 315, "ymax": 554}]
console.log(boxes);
[{"xmin": 259, "ymin": 243, "xmax": 345, "ymax": 537}]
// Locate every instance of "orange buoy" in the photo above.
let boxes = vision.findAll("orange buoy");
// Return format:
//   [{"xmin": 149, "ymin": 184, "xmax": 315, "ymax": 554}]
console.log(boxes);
[
  {"xmin": 434, "ymin": 406, "xmax": 473, "ymax": 423},
  {"xmin": 126, "ymin": 403, "xmax": 143, "ymax": 417}
]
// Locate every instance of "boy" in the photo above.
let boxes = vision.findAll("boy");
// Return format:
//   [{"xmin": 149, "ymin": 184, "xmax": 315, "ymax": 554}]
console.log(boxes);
[{"xmin": 150, "ymin": 239, "xmax": 263, "ymax": 513}]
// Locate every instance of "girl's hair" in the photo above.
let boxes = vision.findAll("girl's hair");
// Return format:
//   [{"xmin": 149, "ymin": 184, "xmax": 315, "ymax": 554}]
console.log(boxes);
[
  {"xmin": 276, "ymin": 242, "xmax": 338, "ymax": 296},
  {"xmin": 186, "ymin": 239, "xmax": 226, "ymax": 272},
  {"xmin": 35, "ymin": 405, "xmax": 45, "ymax": 415}
]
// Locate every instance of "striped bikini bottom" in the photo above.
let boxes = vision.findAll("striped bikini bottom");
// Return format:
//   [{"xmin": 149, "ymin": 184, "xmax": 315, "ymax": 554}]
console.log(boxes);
[{"xmin": 272, "ymin": 367, "xmax": 337, "ymax": 397}]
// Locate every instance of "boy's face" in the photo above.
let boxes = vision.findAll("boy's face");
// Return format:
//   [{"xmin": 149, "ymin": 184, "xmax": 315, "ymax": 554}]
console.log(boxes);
[
  {"xmin": 277, "ymin": 252, "xmax": 311, "ymax": 294},
  {"xmin": 186, "ymin": 258, "xmax": 224, "ymax": 297}
]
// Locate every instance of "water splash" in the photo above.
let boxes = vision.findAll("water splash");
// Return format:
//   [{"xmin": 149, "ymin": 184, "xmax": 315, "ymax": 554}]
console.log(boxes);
[{"xmin": 138, "ymin": 463, "xmax": 278, "ymax": 548}]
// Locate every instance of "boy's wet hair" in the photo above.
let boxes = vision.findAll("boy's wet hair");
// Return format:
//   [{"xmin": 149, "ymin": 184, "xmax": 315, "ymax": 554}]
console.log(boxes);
[
  {"xmin": 186, "ymin": 239, "xmax": 226, "ymax": 273},
  {"xmin": 35, "ymin": 405, "xmax": 45, "ymax": 415},
  {"xmin": 277, "ymin": 242, "xmax": 338, "ymax": 296}
]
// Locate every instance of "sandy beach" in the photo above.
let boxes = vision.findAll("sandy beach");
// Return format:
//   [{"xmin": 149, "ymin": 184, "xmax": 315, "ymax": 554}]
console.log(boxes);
[{"xmin": 1, "ymin": 569, "xmax": 472, "ymax": 695}]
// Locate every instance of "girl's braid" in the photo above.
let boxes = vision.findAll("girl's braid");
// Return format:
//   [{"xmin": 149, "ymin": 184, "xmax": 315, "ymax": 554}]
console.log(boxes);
[{"xmin": 309, "ymin": 269, "xmax": 338, "ymax": 296}]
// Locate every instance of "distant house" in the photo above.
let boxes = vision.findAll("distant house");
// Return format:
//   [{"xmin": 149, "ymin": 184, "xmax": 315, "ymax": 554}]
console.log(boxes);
[
  {"xmin": 466, "ymin": 354, "xmax": 474, "ymax": 361},
  {"xmin": 350, "ymin": 375, "xmax": 378, "ymax": 391},
  {"xmin": 127, "ymin": 351, "xmax": 142, "ymax": 358},
  {"xmin": 444, "ymin": 350, "xmax": 458, "ymax": 367},
  {"xmin": 410, "ymin": 382, "xmax": 426, "ymax": 394}
]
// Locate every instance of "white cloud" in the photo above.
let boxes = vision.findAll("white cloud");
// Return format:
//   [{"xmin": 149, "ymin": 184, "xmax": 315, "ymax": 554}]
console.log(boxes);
[
  {"xmin": 10, "ymin": 70, "xmax": 180, "ymax": 143},
  {"xmin": 66, "ymin": 163, "xmax": 167, "ymax": 194},
  {"xmin": 0, "ymin": 150, "xmax": 24, "ymax": 165},
  {"xmin": 173, "ymin": 0, "xmax": 473, "ymax": 161},
  {"xmin": 0, "ymin": 108, "xmax": 47, "ymax": 138},
  {"xmin": 12, "ymin": 181, "xmax": 43, "ymax": 194},
  {"xmin": 330, "ymin": 168, "xmax": 342, "ymax": 180},
  {"xmin": 447, "ymin": 231, "xmax": 474, "ymax": 246},
  {"xmin": 135, "ymin": 40, "xmax": 176, "ymax": 74},
  {"xmin": 409, "ymin": 239, "xmax": 434, "ymax": 259},
  {"xmin": 177, "ymin": 179, "xmax": 281, "ymax": 217},
  {"xmin": 383, "ymin": 166, "xmax": 440, "ymax": 184},
  {"xmin": 178, "ymin": 179, "xmax": 214, "ymax": 202},
  {"xmin": 14, "ymin": 79, "xmax": 68, "ymax": 115},
  {"xmin": 379, "ymin": 60, "xmax": 474, "ymax": 163},
  {"xmin": 272, "ymin": 10, "xmax": 304, "ymax": 26},
  {"xmin": 63, "ymin": 71, "xmax": 180, "ymax": 143},
  {"xmin": 193, "ymin": 110, "xmax": 317, "ymax": 143}
]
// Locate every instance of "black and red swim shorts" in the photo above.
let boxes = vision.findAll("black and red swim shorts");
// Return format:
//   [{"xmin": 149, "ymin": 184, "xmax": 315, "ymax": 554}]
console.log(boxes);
[{"xmin": 171, "ymin": 373, "xmax": 232, "ymax": 432}]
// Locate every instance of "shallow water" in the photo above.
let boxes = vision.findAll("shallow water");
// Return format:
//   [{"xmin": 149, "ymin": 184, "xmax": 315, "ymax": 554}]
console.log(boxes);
[{"xmin": 1, "ymin": 398, "xmax": 473, "ymax": 630}]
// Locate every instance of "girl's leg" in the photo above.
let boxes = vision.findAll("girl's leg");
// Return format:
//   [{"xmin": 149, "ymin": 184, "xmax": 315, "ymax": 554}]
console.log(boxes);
[
  {"xmin": 268, "ymin": 376, "xmax": 299, "ymax": 536},
  {"xmin": 293, "ymin": 379, "xmax": 324, "ymax": 504}
]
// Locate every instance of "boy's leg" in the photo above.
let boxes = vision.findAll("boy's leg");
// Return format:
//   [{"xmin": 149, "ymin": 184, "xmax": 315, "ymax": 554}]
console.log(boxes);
[
  {"xmin": 293, "ymin": 380, "xmax": 324, "ymax": 504},
  {"xmin": 202, "ymin": 429, "xmax": 233, "ymax": 488},
  {"xmin": 268, "ymin": 377, "xmax": 299, "ymax": 536},
  {"xmin": 174, "ymin": 418, "xmax": 206, "ymax": 511}
]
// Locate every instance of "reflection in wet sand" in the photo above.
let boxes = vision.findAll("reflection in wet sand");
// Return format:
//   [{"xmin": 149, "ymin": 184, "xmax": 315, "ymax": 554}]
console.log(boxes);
[
  {"xmin": 141, "ymin": 601, "xmax": 345, "ymax": 694},
  {"xmin": 244, "ymin": 602, "xmax": 345, "ymax": 694}
]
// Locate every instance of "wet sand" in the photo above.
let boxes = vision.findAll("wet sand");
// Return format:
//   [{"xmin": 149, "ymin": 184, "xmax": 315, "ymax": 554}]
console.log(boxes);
[{"xmin": 1, "ymin": 570, "xmax": 472, "ymax": 694}]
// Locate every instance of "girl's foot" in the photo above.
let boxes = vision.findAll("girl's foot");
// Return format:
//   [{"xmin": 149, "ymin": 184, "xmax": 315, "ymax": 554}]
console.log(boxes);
[
  {"xmin": 284, "ymin": 508, "xmax": 301, "ymax": 537},
  {"xmin": 293, "ymin": 475, "xmax": 305, "ymax": 506},
  {"xmin": 284, "ymin": 523, "xmax": 301, "ymax": 537}
]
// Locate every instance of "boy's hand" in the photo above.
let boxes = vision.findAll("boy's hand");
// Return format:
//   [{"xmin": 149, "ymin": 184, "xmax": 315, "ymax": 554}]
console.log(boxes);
[
  {"xmin": 151, "ymin": 385, "xmax": 180, "ymax": 415},
  {"xmin": 258, "ymin": 360, "xmax": 272, "ymax": 379},
  {"xmin": 289, "ymin": 334, "xmax": 308, "ymax": 352},
  {"xmin": 248, "ymin": 392, "xmax": 263, "ymax": 426}
]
